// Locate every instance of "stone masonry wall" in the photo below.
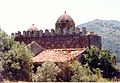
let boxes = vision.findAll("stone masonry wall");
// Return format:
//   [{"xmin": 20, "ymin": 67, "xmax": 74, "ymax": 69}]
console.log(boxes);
[
  {"xmin": 89, "ymin": 35, "xmax": 101, "ymax": 49},
  {"xmin": 14, "ymin": 35, "xmax": 101, "ymax": 49},
  {"xmin": 12, "ymin": 27, "xmax": 101, "ymax": 49}
]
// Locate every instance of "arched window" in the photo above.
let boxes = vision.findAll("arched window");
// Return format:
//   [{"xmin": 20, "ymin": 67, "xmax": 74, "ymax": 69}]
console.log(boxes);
[{"xmin": 66, "ymin": 20, "xmax": 69, "ymax": 22}]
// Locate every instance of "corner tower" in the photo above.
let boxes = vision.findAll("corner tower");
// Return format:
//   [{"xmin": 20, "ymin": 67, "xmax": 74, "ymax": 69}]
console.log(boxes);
[{"xmin": 55, "ymin": 11, "xmax": 75, "ymax": 34}]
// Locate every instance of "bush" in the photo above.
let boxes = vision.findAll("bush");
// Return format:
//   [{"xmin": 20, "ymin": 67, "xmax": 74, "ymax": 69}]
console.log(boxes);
[
  {"xmin": 2, "ymin": 42, "xmax": 34, "ymax": 81},
  {"xmin": 79, "ymin": 46, "xmax": 118, "ymax": 78},
  {"xmin": 69, "ymin": 61, "xmax": 109, "ymax": 82},
  {"xmin": 32, "ymin": 61, "xmax": 60, "ymax": 82},
  {"xmin": 70, "ymin": 61, "xmax": 95, "ymax": 82}
]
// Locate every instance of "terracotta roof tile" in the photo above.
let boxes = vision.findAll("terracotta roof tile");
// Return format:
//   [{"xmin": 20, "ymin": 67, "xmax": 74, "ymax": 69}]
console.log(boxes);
[
  {"xmin": 32, "ymin": 48, "xmax": 85, "ymax": 63},
  {"xmin": 56, "ymin": 12, "xmax": 74, "ymax": 23}
]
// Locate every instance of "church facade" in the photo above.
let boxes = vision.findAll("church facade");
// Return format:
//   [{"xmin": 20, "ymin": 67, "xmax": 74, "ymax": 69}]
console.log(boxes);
[{"xmin": 12, "ymin": 12, "xmax": 101, "ymax": 49}]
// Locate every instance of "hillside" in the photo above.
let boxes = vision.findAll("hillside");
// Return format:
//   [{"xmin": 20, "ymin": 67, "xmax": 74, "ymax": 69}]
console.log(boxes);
[{"xmin": 77, "ymin": 19, "xmax": 120, "ymax": 62}]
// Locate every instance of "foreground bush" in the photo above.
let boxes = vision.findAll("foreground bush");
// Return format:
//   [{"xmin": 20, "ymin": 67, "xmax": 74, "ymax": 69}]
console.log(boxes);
[
  {"xmin": 2, "ymin": 42, "xmax": 34, "ymax": 81},
  {"xmin": 79, "ymin": 46, "xmax": 118, "ymax": 78},
  {"xmin": 69, "ymin": 61, "xmax": 109, "ymax": 82},
  {"xmin": 32, "ymin": 61, "xmax": 60, "ymax": 82}
]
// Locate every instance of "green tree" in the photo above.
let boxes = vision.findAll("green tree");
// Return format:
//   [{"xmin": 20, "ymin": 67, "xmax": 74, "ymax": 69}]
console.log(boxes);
[
  {"xmin": 2, "ymin": 42, "xmax": 34, "ymax": 81},
  {"xmin": 0, "ymin": 28, "xmax": 14, "ymax": 52},
  {"xmin": 79, "ymin": 46, "xmax": 118, "ymax": 78},
  {"xmin": 32, "ymin": 61, "xmax": 60, "ymax": 82},
  {"xmin": 0, "ymin": 29, "xmax": 15, "ymax": 81},
  {"xmin": 69, "ymin": 61, "xmax": 96, "ymax": 82}
]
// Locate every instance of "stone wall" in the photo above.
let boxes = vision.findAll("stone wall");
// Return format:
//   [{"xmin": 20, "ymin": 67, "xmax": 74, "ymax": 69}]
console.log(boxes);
[
  {"xmin": 89, "ymin": 35, "xmax": 101, "ymax": 49},
  {"xmin": 15, "ymin": 35, "xmax": 90, "ymax": 49},
  {"xmin": 12, "ymin": 27, "xmax": 101, "ymax": 49}
]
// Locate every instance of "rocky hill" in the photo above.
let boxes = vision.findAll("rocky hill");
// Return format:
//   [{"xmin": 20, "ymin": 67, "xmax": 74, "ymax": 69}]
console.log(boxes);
[{"xmin": 77, "ymin": 19, "xmax": 120, "ymax": 62}]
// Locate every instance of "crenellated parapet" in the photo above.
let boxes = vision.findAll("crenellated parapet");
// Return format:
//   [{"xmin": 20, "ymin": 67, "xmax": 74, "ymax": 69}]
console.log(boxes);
[
  {"xmin": 12, "ymin": 26, "xmax": 101, "ymax": 49},
  {"xmin": 12, "ymin": 27, "xmax": 93, "ymax": 38}
]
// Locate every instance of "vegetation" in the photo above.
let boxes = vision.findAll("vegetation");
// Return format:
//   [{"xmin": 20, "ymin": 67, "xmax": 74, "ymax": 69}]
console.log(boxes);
[
  {"xmin": 32, "ymin": 61, "xmax": 60, "ymax": 82},
  {"xmin": 69, "ymin": 61, "xmax": 109, "ymax": 82},
  {"xmin": 78, "ymin": 19, "xmax": 120, "ymax": 63},
  {"xmin": 0, "ymin": 28, "xmax": 119, "ymax": 82},
  {"xmin": 79, "ymin": 46, "xmax": 118, "ymax": 78},
  {"xmin": 0, "ymin": 29, "xmax": 14, "ymax": 52},
  {"xmin": 1, "ymin": 42, "xmax": 34, "ymax": 81},
  {"xmin": 0, "ymin": 29, "xmax": 15, "ymax": 81}
]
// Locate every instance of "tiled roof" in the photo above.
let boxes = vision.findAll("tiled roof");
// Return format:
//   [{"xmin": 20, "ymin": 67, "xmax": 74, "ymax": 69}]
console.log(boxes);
[
  {"xmin": 32, "ymin": 48, "xmax": 85, "ymax": 63},
  {"xmin": 56, "ymin": 11, "xmax": 74, "ymax": 23}
]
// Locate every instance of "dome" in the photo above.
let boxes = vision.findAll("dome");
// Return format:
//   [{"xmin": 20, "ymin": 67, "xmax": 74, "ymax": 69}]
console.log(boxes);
[
  {"xmin": 56, "ymin": 11, "xmax": 74, "ymax": 23},
  {"xmin": 55, "ymin": 12, "xmax": 75, "ymax": 32},
  {"xmin": 27, "ymin": 24, "xmax": 38, "ymax": 31}
]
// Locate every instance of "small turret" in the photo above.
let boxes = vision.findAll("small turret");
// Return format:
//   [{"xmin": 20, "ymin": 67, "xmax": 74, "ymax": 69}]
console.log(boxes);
[{"xmin": 81, "ymin": 27, "xmax": 87, "ymax": 36}]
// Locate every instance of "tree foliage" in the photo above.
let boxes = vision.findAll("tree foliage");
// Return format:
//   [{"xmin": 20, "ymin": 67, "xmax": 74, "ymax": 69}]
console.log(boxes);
[
  {"xmin": 79, "ymin": 46, "xmax": 118, "ymax": 78},
  {"xmin": 0, "ymin": 29, "xmax": 15, "ymax": 81},
  {"xmin": 69, "ymin": 61, "xmax": 109, "ymax": 82},
  {"xmin": 70, "ymin": 61, "xmax": 96, "ymax": 82},
  {"xmin": 0, "ymin": 29, "xmax": 14, "ymax": 52},
  {"xmin": 32, "ymin": 61, "xmax": 60, "ymax": 82},
  {"xmin": 2, "ymin": 42, "xmax": 34, "ymax": 81}
]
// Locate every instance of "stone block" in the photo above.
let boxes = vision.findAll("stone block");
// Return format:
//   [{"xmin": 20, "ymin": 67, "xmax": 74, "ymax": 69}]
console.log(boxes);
[
  {"xmin": 81, "ymin": 27, "xmax": 87, "ymax": 36},
  {"xmin": 23, "ymin": 31, "xmax": 26, "ymax": 37},
  {"xmin": 75, "ymin": 27, "xmax": 80, "ymax": 34},
  {"xmin": 15, "ymin": 33, "xmax": 18, "ymax": 37},
  {"xmin": 18, "ymin": 31, "xmax": 21, "ymax": 37},
  {"xmin": 39, "ymin": 30, "xmax": 43, "ymax": 37},
  {"xmin": 44, "ymin": 29, "xmax": 50, "ymax": 36},
  {"xmin": 51, "ymin": 29, "xmax": 55, "ymax": 36}
]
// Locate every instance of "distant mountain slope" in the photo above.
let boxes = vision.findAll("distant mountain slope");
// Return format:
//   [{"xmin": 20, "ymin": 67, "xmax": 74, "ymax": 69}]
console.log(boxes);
[{"xmin": 77, "ymin": 19, "xmax": 120, "ymax": 62}]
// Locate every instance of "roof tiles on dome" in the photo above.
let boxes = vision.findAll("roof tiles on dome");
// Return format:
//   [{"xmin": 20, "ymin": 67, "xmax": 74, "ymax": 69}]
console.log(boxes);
[{"xmin": 56, "ymin": 11, "xmax": 74, "ymax": 23}]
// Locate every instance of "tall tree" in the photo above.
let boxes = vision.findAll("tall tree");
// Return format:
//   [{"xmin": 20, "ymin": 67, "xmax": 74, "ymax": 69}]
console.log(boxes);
[
  {"xmin": 2, "ymin": 42, "xmax": 34, "ymax": 81},
  {"xmin": 0, "ymin": 28, "xmax": 14, "ymax": 52},
  {"xmin": 0, "ymin": 28, "xmax": 14, "ymax": 81},
  {"xmin": 79, "ymin": 46, "xmax": 118, "ymax": 78}
]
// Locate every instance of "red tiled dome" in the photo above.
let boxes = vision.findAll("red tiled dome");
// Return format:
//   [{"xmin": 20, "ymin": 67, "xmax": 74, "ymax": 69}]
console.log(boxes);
[
  {"xmin": 56, "ymin": 11, "xmax": 74, "ymax": 23},
  {"xmin": 27, "ymin": 24, "xmax": 38, "ymax": 31},
  {"xmin": 55, "ymin": 11, "xmax": 75, "ymax": 32}
]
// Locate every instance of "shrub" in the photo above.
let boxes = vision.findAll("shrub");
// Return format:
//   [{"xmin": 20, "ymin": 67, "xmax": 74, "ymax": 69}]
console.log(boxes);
[
  {"xmin": 32, "ymin": 61, "xmax": 60, "ymax": 82},
  {"xmin": 2, "ymin": 42, "xmax": 34, "ymax": 81}
]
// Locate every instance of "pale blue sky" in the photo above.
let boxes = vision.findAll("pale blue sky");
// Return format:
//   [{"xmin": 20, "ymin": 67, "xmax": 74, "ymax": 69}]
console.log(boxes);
[{"xmin": 0, "ymin": 0, "xmax": 120, "ymax": 35}]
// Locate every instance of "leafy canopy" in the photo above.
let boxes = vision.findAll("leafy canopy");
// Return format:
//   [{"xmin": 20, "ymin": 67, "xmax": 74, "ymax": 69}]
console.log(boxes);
[
  {"xmin": 2, "ymin": 42, "xmax": 34, "ymax": 81},
  {"xmin": 69, "ymin": 61, "xmax": 109, "ymax": 82},
  {"xmin": 32, "ymin": 61, "xmax": 60, "ymax": 82},
  {"xmin": 79, "ymin": 46, "xmax": 118, "ymax": 78},
  {"xmin": 0, "ymin": 29, "xmax": 14, "ymax": 52}
]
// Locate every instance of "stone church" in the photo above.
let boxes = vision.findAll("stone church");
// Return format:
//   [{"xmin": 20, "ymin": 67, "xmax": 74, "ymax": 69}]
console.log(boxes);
[
  {"xmin": 12, "ymin": 12, "xmax": 101, "ymax": 50},
  {"xmin": 11, "ymin": 12, "xmax": 101, "ymax": 63}
]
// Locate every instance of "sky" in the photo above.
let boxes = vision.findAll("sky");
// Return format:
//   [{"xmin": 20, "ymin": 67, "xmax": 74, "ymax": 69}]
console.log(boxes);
[{"xmin": 0, "ymin": 0, "xmax": 120, "ymax": 35}]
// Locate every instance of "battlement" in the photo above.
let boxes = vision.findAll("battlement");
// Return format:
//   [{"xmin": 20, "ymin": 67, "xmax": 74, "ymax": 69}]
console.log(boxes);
[
  {"xmin": 11, "ymin": 27, "xmax": 98, "ymax": 38},
  {"xmin": 12, "ymin": 12, "xmax": 101, "ymax": 51}
]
